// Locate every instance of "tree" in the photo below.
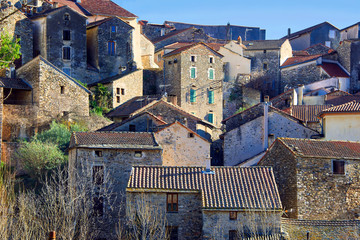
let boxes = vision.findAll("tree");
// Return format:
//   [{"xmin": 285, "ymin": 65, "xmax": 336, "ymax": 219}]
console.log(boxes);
[
  {"xmin": 0, "ymin": 31, "xmax": 21, "ymax": 69},
  {"xmin": 90, "ymin": 83, "xmax": 112, "ymax": 116}
]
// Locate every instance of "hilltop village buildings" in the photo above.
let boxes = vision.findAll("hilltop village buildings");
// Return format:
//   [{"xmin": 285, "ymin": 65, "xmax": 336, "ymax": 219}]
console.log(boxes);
[{"xmin": 2, "ymin": 0, "xmax": 360, "ymax": 239}]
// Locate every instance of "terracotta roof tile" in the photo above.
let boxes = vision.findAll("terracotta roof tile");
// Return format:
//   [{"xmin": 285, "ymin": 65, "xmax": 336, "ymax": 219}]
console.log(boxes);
[
  {"xmin": 320, "ymin": 100, "xmax": 360, "ymax": 115},
  {"xmin": 281, "ymin": 55, "xmax": 321, "ymax": 67},
  {"xmin": 325, "ymin": 95, "xmax": 360, "ymax": 106},
  {"xmin": 303, "ymin": 43, "xmax": 335, "ymax": 55},
  {"xmin": 291, "ymin": 105, "xmax": 332, "ymax": 122},
  {"xmin": 282, "ymin": 22, "xmax": 339, "ymax": 40},
  {"xmin": 79, "ymin": 0, "xmax": 137, "ymax": 18},
  {"xmin": 128, "ymin": 166, "xmax": 282, "ymax": 210},
  {"xmin": 320, "ymin": 62, "xmax": 349, "ymax": 78},
  {"xmin": 51, "ymin": 0, "xmax": 89, "ymax": 16},
  {"xmin": 69, "ymin": 131, "xmax": 160, "ymax": 149},
  {"xmin": 243, "ymin": 40, "xmax": 286, "ymax": 50},
  {"xmin": 162, "ymin": 42, "xmax": 223, "ymax": 58},
  {"xmin": 279, "ymin": 138, "xmax": 360, "ymax": 159},
  {"xmin": 0, "ymin": 78, "xmax": 32, "ymax": 90}
]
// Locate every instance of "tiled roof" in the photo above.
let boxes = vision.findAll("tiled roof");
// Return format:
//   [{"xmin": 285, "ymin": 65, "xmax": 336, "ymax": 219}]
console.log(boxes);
[
  {"xmin": 320, "ymin": 62, "xmax": 349, "ymax": 78},
  {"xmin": 69, "ymin": 131, "xmax": 160, "ymax": 149},
  {"xmin": 162, "ymin": 42, "xmax": 223, "ymax": 58},
  {"xmin": 281, "ymin": 55, "xmax": 321, "ymax": 67},
  {"xmin": 88, "ymin": 69, "xmax": 141, "ymax": 86},
  {"xmin": 79, "ymin": 0, "xmax": 136, "ymax": 18},
  {"xmin": 86, "ymin": 16, "xmax": 134, "ymax": 29},
  {"xmin": 164, "ymin": 42, "xmax": 193, "ymax": 49},
  {"xmin": 30, "ymin": 6, "xmax": 69, "ymax": 19},
  {"xmin": 50, "ymin": 0, "xmax": 90, "ymax": 16},
  {"xmin": 293, "ymin": 50, "xmax": 309, "ymax": 56},
  {"xmin": 282, "ymin": 22, "xmax": 339, "ymax": 40},
  {"xmin": 320, "ymin": 100, "xmax": 360, "ymax": 115},
  {"xmin": 291, "ymin": 105, "xmax": 333, "ymax": 122},
  {"xmin": 0, "ymin": 78, "xmax": 32, "ymax": 90},
  {"xmin": 304, "ymin": 43, "xmax": 335, "ymax": 55},
  {"xmin": 128, "ymin": 166, "xmax": 282, "ymax": 210},
  {"xmin": 106, "ymin": 96, "xmax": 162, "ymax": 118},
  {"xmin": 325, "ymin": 95, "xmax": 360, "ymax": 106},
  {"xmin": 152, "ymin": 27, "xmax": 194, "ymax": 43},
  {"xmin": 279, "ymin": 138, "xmax": 360, "ymax": 159},
  {"xmin": 243, "ymin": 40, "xmax": 286, "ymax": 50}
]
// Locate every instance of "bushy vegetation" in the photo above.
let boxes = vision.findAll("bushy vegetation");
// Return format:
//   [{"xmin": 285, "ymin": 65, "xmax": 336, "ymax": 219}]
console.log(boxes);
[
  {"xmin": 0, "ymin": 31, "xmax": 21, "ymax": 69},
  {"xmin": 90, "ymin": 83, "xmax": 112, "ymax": 116}
]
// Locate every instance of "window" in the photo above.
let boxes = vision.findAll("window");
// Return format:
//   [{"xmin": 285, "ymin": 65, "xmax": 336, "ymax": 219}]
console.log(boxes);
[
  {"xmin": 208, "ymin": 68, "xmax": 214, "ymax": 80},
  {"xmin": 329, "ymin": 30, "xmax": 336, "ymax": 39},
  {"xmin": 263, "ymin": 63, "xmax": 268, "ymax": 70},
  {"xmin": 116, "ymin": 96, "xmax": 120, "ymax": 103},
  {"xmin": 129, "ymin": 124, "xmax": 136, "ymax": 132},
  {"xmin": 116, "ymin": 88, "xmax": 120, "ymax": 95},
  {"xmin": 60, "ymin": 86, "xmax": 65, "ymax": 94},
  {"xmin": 134, "ymin": 151, "xmax": 142, "ymax": 158},
  {"xmin": 166, "ymin": 226, "xmax": 179, "ymax": 240},
  {"xmin": 208, "ymin": 113, "xmax": 214, "ymax": 123},
  {"xmin": 64, "ymin": 13, "xmax": 70, "ymax": 21},
  {"xmin": 108, "ymin": 41, "xmax": 116, "ymax": 56},
  {"xmin": 168, "ymin": 61, "xmax": 172, "ymax": 65},
  {"xmin": 174, "ymin": 58, "xmax": 178, "ymax": 63},
  {"xmin": 95, "ymin": 150, "xmax": 103, "ymax": 157},
  {"xmin": 167, "ymin": 193, "xmax": 178, "ymax": 212},
  {"xmin": 188, "ymin": 132, "xmax": 194, "ymax": 138},
  {"xmin": 63, "ymin": 30, "xmax": 70, "ymax": 41},
  {"xmin": 121, "ymin": 88, "xmax": 125, "ymax": 95},
  {"xmin": 190, "ymin": 67, "xmax": 196, "ymax": 79},
  {"xmin": 333, "ymin": 160, "xmax": 345, "ymax": 175},
  {"xmin": 208, "ymin": 90, "xmax": 214, "ymax": 104},
  {"xmin": 209, "ymin": 56, "xmax": 214, "ymax": 63},
  {"xmin": 63, "ymin": 68, "xmax": 71, "ymax": 76},
  {"xmin": 325, "ymin": 41, "xmax": 331, "ymax": 48},
  {"xmin": 190, "ymin": 89, "xmax": 196, "ymax": 103},
  {"xmin": 190, "ymin": 55, "xmax": 196, "ymax": 62},
  {"xmin": 92, "ymin": 165, "xmax": 104, "ymax": 185},
  {"xmin": 229, "ymin": 230, "xmax": 239, "ymax": 240},
  {"xmin": 93, "ymin": 196, "xmax": 104, "ymax": 216},
  {"xmin": 63, "ymin": 47, "xmax": 70, "ymax": 60},
  {"xmin": 229, "ymin": 211, "xmax": 237, "ymax": 220},
  {"xmin": 263, "ymin": 50, "xmax": 267, "ymax": 54},
  {"xmin": 111, "ymin": 26, "xmax": 116, "ymax": 33}
]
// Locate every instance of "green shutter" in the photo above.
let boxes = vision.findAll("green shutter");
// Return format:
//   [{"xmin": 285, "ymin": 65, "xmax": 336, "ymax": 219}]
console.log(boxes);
[
  {"xmin": 209, "ymin": 68, "xmax": 214, "ymax": 80},
  {"xmin": 208, "ymin": 113, "xmax": 214, "ymax": 123},
  {"xmin": 191, "ymin": 67, "xmax": 196, "ymax": 79},
  {"xmin": 190, "ymin": 89, "xmax": 196, "ymax": 103},
  {"xmin": 208, "ymin": 90, "xmax": 214, "ymax": 104}
]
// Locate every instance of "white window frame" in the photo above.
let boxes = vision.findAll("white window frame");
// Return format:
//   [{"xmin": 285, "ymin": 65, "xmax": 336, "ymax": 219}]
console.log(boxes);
[
  {"xmin": 190, "ymin": 55, "xmax": 197, "ymax": 62},
  {"xmin": 209, "ymin": 56, "xmax": 214, "ymax": 64}
]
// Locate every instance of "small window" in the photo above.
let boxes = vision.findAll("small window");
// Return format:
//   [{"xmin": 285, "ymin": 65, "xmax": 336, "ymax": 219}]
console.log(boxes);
[
  {"xmin": 63, "ymin": 30, "xmax": 70, "ymax": 41},
  {"xmin": 229, "ymin": 230, "xmax": 239, "ymax": 240},
  {"xmin": 329, "ymin": 30, "xmax": 336, "ymax": 39},
  {"xmin": 190, "ymin": 67, "xmax": 196, "ymax": 79},
  {"xmin": 174, "ymin": 58, "xmax": 178, "ymax": 63},
  {"xmin": 208, "ymin": 68, "xmax": 214, "ymax": 80},
  {"xmin": 168, "ymin": 61, "xmax": 172, "ymax": 65},
  {"xmin": 129, "ymin": 124, "xmax": 136, "ymax": 132},
  {"xmin": 92, "ymin": 165, "xmax": 104, "ymax": 185},
  {"xmin": 95, "ymin": 150, "xmax": 103, "ymax": 157},
  {"xmin": 121, "ymin": 88, "xmax": 125, "ymax": 95},
  {"xmin": 60, "ymin": 86, "xmax": 64, "ymax": 94},
  {"xmin": 325, "ymin": 41, "xmax": 331, "ymax": 48},
  {"xmin": 64, "ymin": 13, "xmax": 70, "ymax": 21},
  {"xmin": 134, "ymin": 151, "xmax": 142, "ymax": 158},
  {"xmin": 93, "ymin": 196, "xmax": 104, "ymax": 216},
  {"xmin": 263, "ymin": 63, "xmax": 268, "ymax": 70},
  {"xmin": 209, "ymin": 56, "xmax": 214, "ymax": 63},
  {"xmin": 333, "ymin": 160, "xmax": 345, "ymax": 175},
  {"xmin": 208, "ymin": 90, "xmax": 214, "ymax": 104},
  {"xmin": 116, "ymin": 96, "xmax": 120, "ymax": 103},
  {"xmin": 116, "ymin": 88, "xmax": 120, "ymax": 95},
  {"xmin": 263, "ymin": 50, "xmax": 267, "ymax": 54},
  {"xmin": 190, "ymin": 89, "xmax": 196, "ymax": 103},
  {"xmin": 111, "ymin": 26, "xmax": 116, "ymax": 33},
  {"xmin": 191, "ymin": 55, "xmax": 196, "ymax": 62},
  {"xmin": 166, "ymin": 226, "xmax": 179, "ymax": 240},
  {"xmin": 63, "ymin": 47, "xmax": 70, "ymax": 60},
  {"xmin": 229, "ymin": 211, "xmax": 237, "ymax": 220},
  {"xmin": 108, "ymin": 41, "xmax": 116, "ymax": 56},
  {"xmin": 188, "ymin": 132, "xmax": 194, "ymax": 138},
  {"xmin": 167, "ymin": 193, "xmax": 178, "ymax": 212}
]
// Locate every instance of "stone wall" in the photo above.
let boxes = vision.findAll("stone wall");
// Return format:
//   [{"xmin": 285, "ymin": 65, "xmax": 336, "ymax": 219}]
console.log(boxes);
[
  {"xmin": 282, "ymin": 218, "xmax": 360, "ymax": 240},
  {"xmin": 0, "ymin": 88, "xmax": 2, "ymax": 162},
  {"xmin": 143, "ymin": 69, "xmax": 163, "ymax": 95},
  {"xmin": 203, "ymin": 210, "xmax": 282, "ymax": 239},
  {"xmin": 126, "ymin": 191, "xmax": 203, "ymax": 240},
  {"xmin": 154, "ymin": 123, "xmax": 210, "ymax": 167},
  {"xmin": 111, "ymin": 114, "xmax": 161, "ymax": 132},
  {"xmin": 141, "ymin": 23, "xmax": 173, "ymax": 41}
]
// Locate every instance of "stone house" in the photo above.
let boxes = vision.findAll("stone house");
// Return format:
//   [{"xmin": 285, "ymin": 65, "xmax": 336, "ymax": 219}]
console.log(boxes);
[
  {"xmin": 127, "ymin": 165, "xmax": 282, "ymax": 240},
  {"xmin": 340, "ymin": 22, "xmax": 360, "ymax": 41},
  {"xmin": 139, "ymin": 20, "xmax": 175, "ymax": 41},
  {"xmin": 98, "ymin": 111, "xmax": 167, "ymax": 132},
  {"xmin": 318, "ymin": 100, "xmax": 360, "ymax": 141},
  {"xmin": 243, "ymin": 39, "xmax": 292, "ymax": 97},
  {"xmin": 282, "ymin": 22, "xmax": 340, "ymax": 50},
  {"xmin": 86, "ymin": 17, "xmax": 135, "ymax": 83},
  {"xmin": 140, "ymin": 34, "xmax": 159, "ymax": 69},
  {"xmin": 89, "ymin": 70, "xmax": 143, "ymax": 109},
  {"xmin": 30, "ymin": 6, "xmax": 87, "ymax": 80},
  {"xmin": 164, "ymin": 21, "xmax": 266, "ymax": 41},
  {"xmin": 259, "ymin": 138, "xmax": 360, "ymax": 221},
  {"xmin": 162, "ymin": 42, "xmax": 223, "ymax": 127},
  {"xmin": 154, "ymin": 121, "xmax": 210, "ymax": 167},
  {"xmin": 337, "ymin": 39, "xmax": 360, "ymax": 93},
  {"xmin": 222, "ymin": 102, "xmax": 318, "ymax": 166},
  {"xmin": 280, "ymin": 56, "xmax": 349, "ymax": 92},
  {"xmin": 288, "ymin": 105, "xmax": 332, "ymax": 132},
  {"xmin": 68, "ymin": 131, "xmax": 163, "ymax": 237}
]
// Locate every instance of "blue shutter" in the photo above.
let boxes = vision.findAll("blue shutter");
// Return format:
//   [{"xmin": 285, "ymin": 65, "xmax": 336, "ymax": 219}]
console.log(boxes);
[
  {"xmin": 209, "ymin": 68, "xmax": 214, "ymax": 80},
  {"xmin": 190, "ymin": 67, "xmax": 196, "ymax": 79},
  {"xmin": 208, "ymin": 113, "xmax": 214, "ymax": 123},
  {"xmin": 208, "ymin": 90, "xmax": 214, "ymax": 104},
  {"xmin": 190, "ymin": 89, "xmax": 196, "ymax": 103}
]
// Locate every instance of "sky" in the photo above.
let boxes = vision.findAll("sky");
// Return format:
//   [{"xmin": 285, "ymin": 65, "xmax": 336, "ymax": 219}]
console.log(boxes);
[{"xmin": 117, "ymin": 0, "xmax": 360, "ymax": 40}]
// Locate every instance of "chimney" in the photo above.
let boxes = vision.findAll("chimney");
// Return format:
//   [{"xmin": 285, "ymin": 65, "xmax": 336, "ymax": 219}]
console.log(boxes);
[
  {"xmin": 268, "ymin": 134, "xmax": 275, "ymax": 148},
  {"xmin": 264, "ymin": 95, "xmax": 269, "ymax": 103},
  {"xmin": 202, "ymin": 155, "xmax": 214, "ymax": 174},
  {"xmin": 297, "ymin": 84, "xmax": 304, "ymax": 105},
  {"xmin": 53, "ymin": 2, "xmax": 59, "ymax": 8},
  {"xmin": 288, "ymin": 28, "xmax": 291, "ymax": 38},
  {"xmin": 263, "ymin": 102, "xmax": 269, "ymax": 151},
  {"xmin": 6, "ymin": 63, "xmax": 16, "ymax": 78},
  {"xmin": 167, "ymin": 95, "xmax": 177, "ymax": 105},
  {"xmin": 48, "ymin": 231, "xmax": 56, "ymax": 240}
]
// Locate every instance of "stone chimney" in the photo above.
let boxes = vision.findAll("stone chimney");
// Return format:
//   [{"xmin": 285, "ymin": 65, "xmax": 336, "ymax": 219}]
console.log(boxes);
[
  {"xmin": 297, "ymin": 84, "xmax": 304, "ymax": 105},
  {"xmin": 53, "ymin": 2, "xmax": 59, "ymax": 8},
  {"xmin": 167, "ymin": 95, "xmax": 177, "ymax": 105},
  {"xmin": 288, "ymin": 28, "xmax": 291, "ymax": 38},
  {"xmin": 264, "ymin": 95, "xmax": 269, "ymax": 103}
]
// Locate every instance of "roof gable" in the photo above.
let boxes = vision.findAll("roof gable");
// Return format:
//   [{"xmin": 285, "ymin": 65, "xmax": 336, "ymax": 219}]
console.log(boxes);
[
  {"xmin": 0, "ymin": 78, "xmax": 32, "ymax": 90},
  {"xmin": 86, "ymin": 16, "xmax": 134, "ymax": 29},
  {"xmin": 243, "ymin": 39, "xmax": 286, "ymax": 50},
  {"xmin": 162, "ymin": 42, "xmax": 223, "ymax": 58},
  {"xmin": 152, "ymin": 27, "xmax": 195, "ymax": 43},
  {"xmin": 282, "ymin": 22, "xmax": 339, "ymax": 40},
  {"xmin": 319, "ymin": 100, "xmax": 360, "ymax": 116},
  {"xmin": 155, "ymin": 121, "xmax": 209, "ymax": 143},
  {"xmin": 128, "ymin": 166, "xmax": 282, "ymax": 210},
  {"xmin": 320, "ymin": 62, "xmax": 350, "ymax": 78}
]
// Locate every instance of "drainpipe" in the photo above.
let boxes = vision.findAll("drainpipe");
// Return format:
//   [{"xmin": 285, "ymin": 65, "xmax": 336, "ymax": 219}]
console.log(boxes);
[{"xmin": 263, "ymin": 102, "xmax": 269, "ymax": 151}]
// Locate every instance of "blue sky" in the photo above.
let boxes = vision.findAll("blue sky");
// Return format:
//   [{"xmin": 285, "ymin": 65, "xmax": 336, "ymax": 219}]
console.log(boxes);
[{"xmin": 117, "ymin": 0, "xmax": 359, "ymax": 39}]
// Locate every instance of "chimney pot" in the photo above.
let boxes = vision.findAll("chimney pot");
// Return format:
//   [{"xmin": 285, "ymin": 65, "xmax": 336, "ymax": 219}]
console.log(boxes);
[
  {"xmin": 288, "ymin": 28, "xmax": 291, "ymax": 37},
  {"xmin": 264, "ymin": 95, "xmax": 269, "ymax": 103}
]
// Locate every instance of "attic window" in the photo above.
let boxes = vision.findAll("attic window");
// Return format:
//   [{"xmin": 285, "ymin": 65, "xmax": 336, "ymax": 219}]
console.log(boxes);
[
  {"xmin": 129, "ymin": 124, "xmax": 136, "ymax": 132},
  {"xmin": 60, "ymin": 86, "xmax": 65, "ymax": 94},
  {"xmin": 263, "ymin": 50, "xmax": 267, "ymax": 54},
  {"xmin": 263, "ymin": 63, "xmax": 268, "ymax": 70},
  {"xmin": 64, "ymin": 13, "xmax": 70, "ymax": 21},
  {"xmin": 134, "ymin": 151, "xmax": 142, "ymax": 158},
  {"xmin": 188, "ymin": 132, "xmax": 194, "ymax": 138},
  {"xmin": 63, "ymin": 30, "xmax": 70, "ymax": 41},
  {"xmin": 333, "ymin": 160, "xmax": 345, "ymax": 175},
  {"xmin": 168, "ymin": 61, "xmax": 172, "ymax": 65},
  {"xmin": 95, "ymin": 150, "xmax": 103, "ymax": 157},
  {"xmin": 191, "ymin": 55, "xmax": 196, "ymax": 62},
  {"xmin": 111, "ymin": 26, "xmax": 116, "ymax": 33},
  {"xmin": 209, "ymin": 56, "xmax": 214, "ymax": 63},
  {"xmin": 174, "ymin": 58, "xmax": 178, "ymax": 63},
  {"xmin": 229, "ymin": 211, "xmax": 237, "ymax": 220}
]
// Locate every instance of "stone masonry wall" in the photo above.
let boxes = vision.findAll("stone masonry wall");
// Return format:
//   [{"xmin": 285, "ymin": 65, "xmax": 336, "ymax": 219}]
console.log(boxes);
[
  {"xmin": 112, "ymin": 114, "xmax": 160, "ymax": 132},
  {"xmin": 126, "ymin": 191, "xmax": 203, "ymax": 240},
  {"xmin": 0, "ymin": 88, "xmax": 2, "ymax": 162}
]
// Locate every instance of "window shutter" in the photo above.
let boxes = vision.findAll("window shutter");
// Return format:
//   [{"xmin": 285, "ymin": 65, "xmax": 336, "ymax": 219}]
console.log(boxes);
[
  {"xmin": 208, "ymin": 113, "xmax": 214, "ymax": 123},
  {"xmin": 209, "ymin": 69, "xmax": 214, "ymax": 79},
  {"xmin": 190, "ymin": 89, "xmax": 196, "ymax": 103},
  {"xmin": 208, "ymin": 90, "xmax": 214, "ymax": 104},
  {"xmin": 190, "ymin": 67, "xmax": 196, "ymax": 78}
]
